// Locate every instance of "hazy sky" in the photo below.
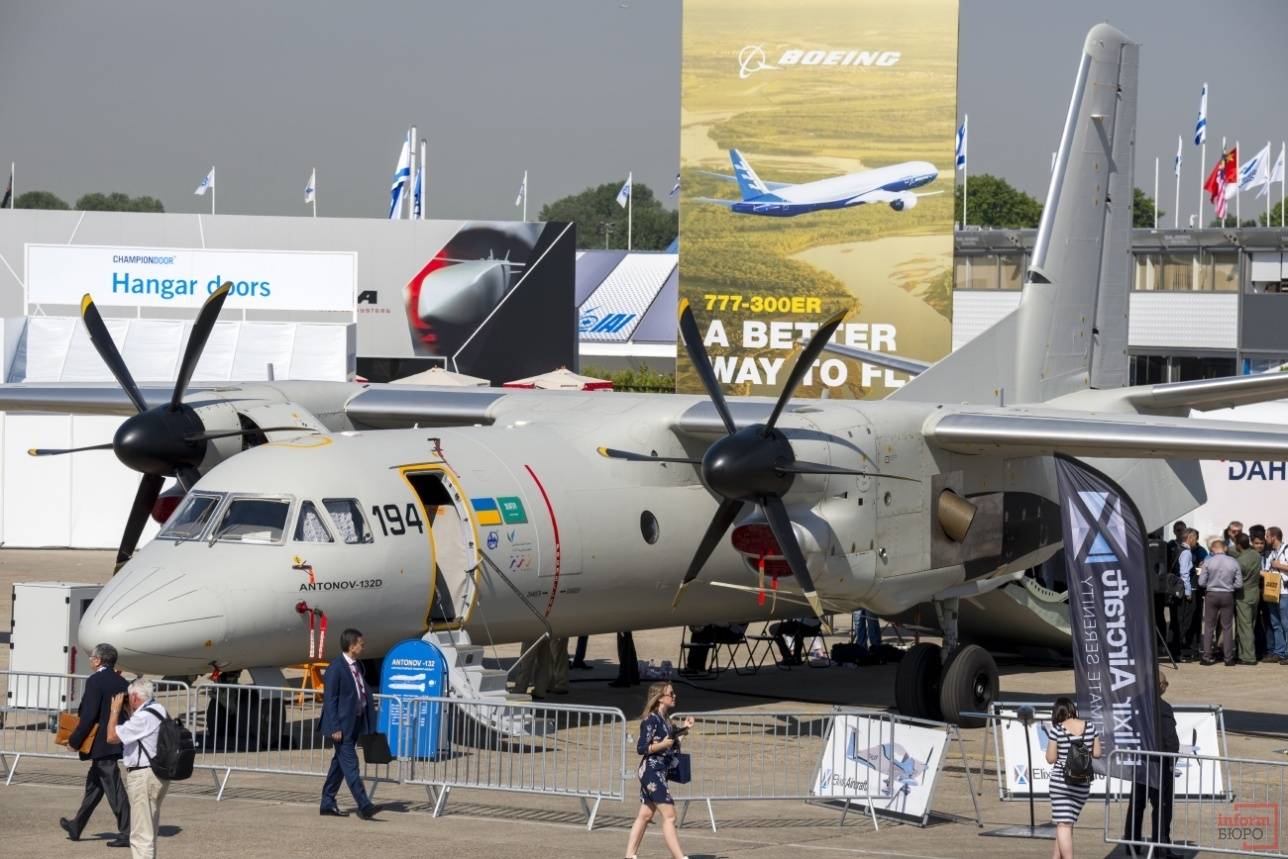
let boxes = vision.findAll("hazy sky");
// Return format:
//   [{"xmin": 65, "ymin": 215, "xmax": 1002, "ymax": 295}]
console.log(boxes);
[{"xmin": 1, "ymin": 0, "xmax": 1284, "ymax": 225}]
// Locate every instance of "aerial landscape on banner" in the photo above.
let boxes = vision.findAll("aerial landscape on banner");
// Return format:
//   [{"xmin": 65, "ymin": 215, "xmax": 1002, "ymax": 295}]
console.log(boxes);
[{"xmin": 678, "ymin": 0, "xmax": 958, "ymax": 399}]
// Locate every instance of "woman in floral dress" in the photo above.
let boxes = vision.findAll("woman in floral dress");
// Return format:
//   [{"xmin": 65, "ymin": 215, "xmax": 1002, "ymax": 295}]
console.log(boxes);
[{"xmin": 623, "ymin": 681, "xmax": 695, "ymax": 859}]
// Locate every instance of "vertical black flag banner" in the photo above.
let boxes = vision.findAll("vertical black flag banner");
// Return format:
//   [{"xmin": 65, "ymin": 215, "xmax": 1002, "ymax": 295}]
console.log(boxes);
[{"xmin": 1054, "ymin": 455, "xmax": 1158, "ymax": 774}]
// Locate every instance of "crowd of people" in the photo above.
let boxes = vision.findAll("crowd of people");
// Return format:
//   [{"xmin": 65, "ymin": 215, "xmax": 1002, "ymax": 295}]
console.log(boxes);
[{"xmin": 1159, "ymin": 519, "xmax": 1288, "ymax": 666}]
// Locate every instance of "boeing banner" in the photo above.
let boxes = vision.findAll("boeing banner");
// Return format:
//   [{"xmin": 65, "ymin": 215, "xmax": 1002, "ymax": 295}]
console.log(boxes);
[
  {"xmin": 677, "ymin": 0, "xmax": 959, "ymax": 399},
  {"xmin": 1054, "ymin": 455, "xmax": 1159, "ymax": 774}
]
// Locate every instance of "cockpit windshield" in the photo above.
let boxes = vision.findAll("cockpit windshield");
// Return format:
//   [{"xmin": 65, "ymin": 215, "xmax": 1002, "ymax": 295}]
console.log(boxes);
[
  {"xmin": 214, "ymin": 497, "xmax": 291, "ymax": 544},
  {"xmin": 159, "ymin": 493, "xmax": 223, "ymax": 540}
]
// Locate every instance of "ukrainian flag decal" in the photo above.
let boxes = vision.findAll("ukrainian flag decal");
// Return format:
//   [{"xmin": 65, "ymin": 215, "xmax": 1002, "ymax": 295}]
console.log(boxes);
[{"xmin": 471, "ymin": 497, "xmax": 503, "ymax": 526}]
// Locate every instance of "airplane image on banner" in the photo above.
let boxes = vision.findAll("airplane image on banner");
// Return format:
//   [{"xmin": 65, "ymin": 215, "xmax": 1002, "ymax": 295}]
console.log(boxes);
[{"xmin": 693, "ymin": 148, "xmax": 940, "ymax": 216}]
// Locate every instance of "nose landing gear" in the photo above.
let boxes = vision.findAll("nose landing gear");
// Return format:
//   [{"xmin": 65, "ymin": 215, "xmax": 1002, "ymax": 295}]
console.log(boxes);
[{"xmin": 893, "ymin": 598, "xmax": 998, "ymax": 728}]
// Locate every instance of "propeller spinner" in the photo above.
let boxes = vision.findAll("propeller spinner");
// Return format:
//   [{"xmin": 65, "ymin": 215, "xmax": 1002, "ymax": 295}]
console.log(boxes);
[{"xmin": 599, "ymin": 300, "xmax": 912, "ymax": 630}]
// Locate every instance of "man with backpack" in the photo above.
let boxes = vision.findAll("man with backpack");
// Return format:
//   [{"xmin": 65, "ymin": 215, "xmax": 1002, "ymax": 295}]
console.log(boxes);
[{"xmin": 107, "ymin": 678, "xmax": 179, "ymax": 858}]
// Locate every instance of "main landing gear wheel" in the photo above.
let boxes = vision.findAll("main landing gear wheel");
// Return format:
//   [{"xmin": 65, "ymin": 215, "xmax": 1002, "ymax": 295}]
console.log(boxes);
[
  {"xmin": 938, "ymin": 643, "xmax": 998, "ymax": 729},
  {"xmin": 894, "ymin": 643, "xmax": 942, "ymax": 721}
]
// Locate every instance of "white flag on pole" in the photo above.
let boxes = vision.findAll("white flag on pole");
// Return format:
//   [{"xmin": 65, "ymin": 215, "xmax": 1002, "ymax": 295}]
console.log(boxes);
[
  {"xmin": 304, "ymin": 169, "xmax": 316, "ymax": 203},
  {"xmin": 1239, "ymin": 142, "xmax": 1271, "ymax": 192},
  {"xmin": 616, "ymin": 172, "xmax": 632, "ymax": 208},
  {"xmin": 515, "ymin": 170, "xmax": 527, "ymax": 207},
  {"xmin": 1259, "ymin": 143, "xmax": 1285, "ymax": 198},
  {"xmin": 1174, "ymin": 136, "xmax": 1182, "ymax": 177},
  {"xmin": 388, "ymin": 134, "xmax": 411, "ymax": 219},
  {"xmin": 194, "ymin": 167, "xmax": 215, "ymax": 195}
]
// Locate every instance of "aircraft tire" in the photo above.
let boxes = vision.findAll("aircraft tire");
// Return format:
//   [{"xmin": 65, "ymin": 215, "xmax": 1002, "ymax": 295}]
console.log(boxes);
[
  {"xmin": 938, "ymin": 644, "xmax": 998, "ymax": 728},
  {"xmin": 894, "ymin": 643, "xmax": 942, "ymax": 721}
]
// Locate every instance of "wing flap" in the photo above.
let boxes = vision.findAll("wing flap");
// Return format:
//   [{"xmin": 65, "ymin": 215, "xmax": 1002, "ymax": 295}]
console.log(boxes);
[{"xmin": 926, "ymin": 408, "xmax": 1288, "ymax": 460}]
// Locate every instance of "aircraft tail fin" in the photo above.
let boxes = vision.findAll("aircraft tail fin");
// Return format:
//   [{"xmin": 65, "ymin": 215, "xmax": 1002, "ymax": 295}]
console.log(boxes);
[
  {"xmin": 893, "ymin": 24, "xmax": 1138, "ymax": 406},
  {"xmin": 729, "ymin": 149, "xmax": 771, "ymax": 201}
]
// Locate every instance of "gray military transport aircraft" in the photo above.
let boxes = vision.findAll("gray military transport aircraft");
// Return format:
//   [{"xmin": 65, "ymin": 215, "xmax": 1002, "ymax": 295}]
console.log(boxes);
[{"xmin": 8, "ymin": 24, "xmax": 1288, "ymax": 726}]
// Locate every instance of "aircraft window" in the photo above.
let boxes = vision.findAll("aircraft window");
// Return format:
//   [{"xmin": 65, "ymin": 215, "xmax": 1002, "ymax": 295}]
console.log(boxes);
[
  {"xmin": 323, "ymin": 498, "xmax": 374, "ymax": 544},
  {"xmin": 215, "ymin": 497, "xmax": 291, "ymax": 544},
  {"xmin": 159, "ymin": 493, "xmax": 222, "ymax": 540},
  {"xmin": 294, "ymin": 501, "xmax": 334, "ymax": 543}
]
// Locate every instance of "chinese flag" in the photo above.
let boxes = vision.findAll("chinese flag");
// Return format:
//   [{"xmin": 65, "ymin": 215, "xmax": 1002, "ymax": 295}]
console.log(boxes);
[{"xmin": 1204, "ymin": 147, "xmax": 1239, "ymax": 218}]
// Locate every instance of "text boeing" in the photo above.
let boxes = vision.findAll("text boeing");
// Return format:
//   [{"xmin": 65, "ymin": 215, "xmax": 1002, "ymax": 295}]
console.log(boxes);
[{"xmin": 739, "ymin": 46, "xmax": 901, "ymax": 78}]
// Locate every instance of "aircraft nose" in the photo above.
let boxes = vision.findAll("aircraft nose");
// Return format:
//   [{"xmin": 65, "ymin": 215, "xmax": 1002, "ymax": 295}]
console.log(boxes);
[{"xmin": 80, "ymin": 565, "xmax": 226, "ymax": 675}]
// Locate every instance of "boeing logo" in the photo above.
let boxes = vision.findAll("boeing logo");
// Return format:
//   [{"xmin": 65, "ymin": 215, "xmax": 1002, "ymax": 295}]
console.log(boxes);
[{"xmin": 737, "ymin": 45, "xmax": 901, "ymax": 78}]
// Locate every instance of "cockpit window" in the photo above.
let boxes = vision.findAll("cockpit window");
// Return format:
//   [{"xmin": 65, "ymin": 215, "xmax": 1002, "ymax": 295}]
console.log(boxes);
[
  {"xmin": 215, "ymin": 497, "xmax": 291, "ymax": 544},
  {"xmin": 294, "ymin": 501, "xmax": 334, "ymax": 543},
  {"xmin": 323, "ymin": 498, "xmax": 374, "ymax": 544},
  {"xmin": 159, "ymin": 493, "xmax": 222, "ymax": 540}
]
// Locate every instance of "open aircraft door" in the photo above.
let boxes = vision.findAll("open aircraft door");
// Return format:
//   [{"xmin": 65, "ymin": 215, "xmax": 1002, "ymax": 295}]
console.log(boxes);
[{"xmin": 397, "ymin": 464, "xmax": 481, "ymax": 632}]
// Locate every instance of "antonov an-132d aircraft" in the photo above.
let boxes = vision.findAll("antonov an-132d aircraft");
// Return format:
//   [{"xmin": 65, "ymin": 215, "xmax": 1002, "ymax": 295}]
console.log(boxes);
[
  {"xmin": 10, "ymin": 25, "xmax": 1288, "ymax": 726},
  {"xmin": 693, "ymin": 148, "xmax": 940, "ymax": 216}
]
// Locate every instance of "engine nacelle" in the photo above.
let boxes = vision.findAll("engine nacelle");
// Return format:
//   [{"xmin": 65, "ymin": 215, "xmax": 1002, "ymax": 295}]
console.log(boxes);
[{"xmin": 888, "ymin": 193, "xmax": 918, "ymax": 212}]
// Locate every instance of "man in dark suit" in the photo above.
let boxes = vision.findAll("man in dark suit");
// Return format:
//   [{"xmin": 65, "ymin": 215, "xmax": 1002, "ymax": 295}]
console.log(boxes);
[
  {"xmin": 1124, "ymin": 673, "xmax": 1180, "ymax": 858},
  {"xmin": 319, "ymin": 628, "xmax": 380, "ymax": 819},
  {"xmin": 60, "ymin": 643, "xmax": 130, "ymax": 846}
]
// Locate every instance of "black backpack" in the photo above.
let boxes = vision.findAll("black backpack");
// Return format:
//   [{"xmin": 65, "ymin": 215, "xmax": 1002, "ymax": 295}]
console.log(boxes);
[
  {"xmin": 1063, "ymin": 726, "xmax": 1094, "ymax": 785},
  {"xmin": 140, "ymin": 706, "xmax": 196, "ymax": 781}
]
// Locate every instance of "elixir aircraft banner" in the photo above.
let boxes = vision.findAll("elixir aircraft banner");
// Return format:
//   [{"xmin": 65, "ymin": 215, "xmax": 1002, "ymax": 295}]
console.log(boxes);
[{"xmin": 677, "ymin": 0, "xmax": 959, "ymax": 399}]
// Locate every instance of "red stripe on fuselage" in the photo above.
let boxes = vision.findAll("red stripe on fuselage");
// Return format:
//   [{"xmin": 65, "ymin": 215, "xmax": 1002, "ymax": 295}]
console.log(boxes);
[{"xmin": 524, "ymin": 464, "xmax": 561, "ymax": 618}]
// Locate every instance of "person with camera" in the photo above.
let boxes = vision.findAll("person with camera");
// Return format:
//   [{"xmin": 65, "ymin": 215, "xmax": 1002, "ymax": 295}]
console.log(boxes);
[
  {"xmin": 624, "ymin": 682, "xmax": 695, "ymax": 859},
  {"xmin": 1045, "ymin": 696, "xmax": 1101, "ymax": 859}
]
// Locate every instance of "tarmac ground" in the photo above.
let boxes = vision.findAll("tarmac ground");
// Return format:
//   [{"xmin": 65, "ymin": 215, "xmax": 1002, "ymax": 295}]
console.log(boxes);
[{"xmin": 2, "ymin": 549, "xmax": 1286, "ymax": 858}]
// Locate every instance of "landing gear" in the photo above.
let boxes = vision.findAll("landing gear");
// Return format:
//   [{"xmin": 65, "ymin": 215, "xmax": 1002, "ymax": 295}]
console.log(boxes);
[{"xmin": 893, "ymin": 598, "xmax": 999, "ymax": 727}]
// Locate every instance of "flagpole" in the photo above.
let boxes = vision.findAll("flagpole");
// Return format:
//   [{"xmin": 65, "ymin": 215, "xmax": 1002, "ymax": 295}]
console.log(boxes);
[
  {"xmin": 1174, "ymin": 137, "xmax": 1181, "ymax": 229},
  {"xmin": 523, "ymin": 170, "xmax": 528, "ymax": 222},
  {"xmin": 962, "ymin": 115, "xmax": 968, "ymax": 228},
  {"xmin": 1159, "ymin": 157, "xmax": 1169, "ymax": 230},
  {"xmin": 312, "ymin": 167, "xmax": 317, "ymax": 218},
  {"xmin": 1235, "ymin": 139, "xmax": 1241, "ymax": 224},
  {"xmin": 628, "ymin": 173, "xmax": 633, "ymax": 251},
  {"xmin": 1221, "ymin": 137, "xmax": 1227, "ymax": 226},
  {"xmin": 1199, "ymin": 140, "xmax": 1205, "ymax": 228},
  {"xmin": 211, "ymin": 166, "xmax": 216, "ymax": 215},
  {"xmin": 1282, "ymin": 141, "xmax": 1285, "ymax": 229},
  {"xmin": 420, "ymin": 139, "xmax": 427, "ymax": 220},
  {"xmin": 8, "ymin": 162, "xmax": 12, "ymax": 209}
]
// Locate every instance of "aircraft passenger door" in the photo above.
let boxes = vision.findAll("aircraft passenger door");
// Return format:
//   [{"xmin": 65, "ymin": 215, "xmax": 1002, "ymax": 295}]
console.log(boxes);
[{"xmin": 400, "ymin": 468, "xmax": 480, "ymax": 631}]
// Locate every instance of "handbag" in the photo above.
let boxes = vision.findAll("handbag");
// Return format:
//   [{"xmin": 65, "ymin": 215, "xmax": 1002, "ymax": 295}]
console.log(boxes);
[
  {"xmin": 669, "ymin": 752, "xmax": 692, "ymax": 784},
  {"xmin": 359, "ymin": 732, "xmax": 393, "ymax": 764},
  {"xmin": 56, "ymin": 711, "xmax": 95, "ymax": 754},
  {"xmin": 1263, "ymin": 571, "xmax": 1282, "ymax": 604}
]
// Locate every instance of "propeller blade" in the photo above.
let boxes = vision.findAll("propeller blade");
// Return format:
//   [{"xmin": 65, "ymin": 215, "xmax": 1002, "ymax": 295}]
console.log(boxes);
[
  {"xmin": 778, "ymin": 461, "xmax": 921, "ymax": 482},
  {"xmin": 673, "ymin": 497, "xmax": 745, "ymax": 608},
  {"xmin": 176, "ymin": 466, "xmax": 202, "ymax": 493},
  {"xmin": 27, "ymin": 443, "xmax": 114, "ymax": 457},
  {"xmin": 171, "ymin": 282, "xmax": 232, "ymax": 410},
  {"xmin": 764, "ymin": 308, "xmax": 849, "ymax": 432},
  {"xmin": 115, "ymin": 473, "xmax": 164, "ymax": 573},
  {"xmin": 596, "ymin": 446, "xmax": 699, "ymax": 465},
  {"xmin": 761, "ymin": 495, "xmax": 832, "ymax": 633},
  {"xmin": 80, "ymin": 294, "xmax": 149, "ymax": 414},
  {"xmin": 677, "ymin": 299, "xmax": 737, "ymax": 436},
  {"xmin": 183, "ymin": 426, "xmax": 313, "ymax": 443}
]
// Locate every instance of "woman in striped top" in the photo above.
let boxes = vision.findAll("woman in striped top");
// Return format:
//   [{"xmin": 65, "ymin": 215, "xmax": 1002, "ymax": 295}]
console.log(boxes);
[{"xmin": 1044, "ymin": 696, "xmax": 1101, "ymax": 859}]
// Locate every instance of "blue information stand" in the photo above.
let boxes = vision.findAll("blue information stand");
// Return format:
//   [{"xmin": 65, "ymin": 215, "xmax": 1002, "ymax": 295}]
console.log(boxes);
[{"xmin": 378, "ymin": 638, "xmax": 448, "ymax": 760}]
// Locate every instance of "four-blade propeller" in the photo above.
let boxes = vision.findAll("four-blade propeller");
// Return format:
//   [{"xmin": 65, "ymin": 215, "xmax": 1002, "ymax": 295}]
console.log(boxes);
[
  {"xmin": 26, "ymin": 284, "xmax": 251, "ymax": 571},
  {"xmin": 599, "ymin": 300, "xmax": 912, "ymax": 630}
]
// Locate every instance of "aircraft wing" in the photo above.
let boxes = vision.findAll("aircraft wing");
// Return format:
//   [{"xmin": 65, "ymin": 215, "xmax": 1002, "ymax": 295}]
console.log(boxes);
[
  {"xmin": 0, "ymin": 384, "xmax": 192, "ymax": 416},
  {"xmin": 924, "ymin": 407, "xmax": 1288, "ymax": 460},
  {"xmin": 690, "ymin": 196, "xmax": 739, "ymax": 208}
]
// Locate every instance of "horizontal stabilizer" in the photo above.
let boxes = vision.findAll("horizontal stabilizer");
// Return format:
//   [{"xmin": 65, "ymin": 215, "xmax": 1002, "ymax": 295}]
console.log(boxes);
[
  {"xmin": 925, "ymin": 408, "xmax": 1288, "ymax": 460},
  {"xmin": 815, "ymin": 340, "xmax": 930, "ymax": 376},
  {"xmin": 1125, "ymin": 372, "xmax": 1288, "ymax": 412}
]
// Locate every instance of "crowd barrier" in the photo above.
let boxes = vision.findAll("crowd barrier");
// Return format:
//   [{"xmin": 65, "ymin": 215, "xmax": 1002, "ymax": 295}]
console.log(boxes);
[
  {"xmin": 1, "ymin": 671, "xmax": 192, "ymax": 785},
  {"xmin": 1103, "ymin": 748, "xmax": 1288, "ymax": 858},
  {"xmin": 2, "ymin": 670, "xmax": 624, "ymax": 830},
  {"xmin": 398, "ymin": 696, "xmax": 627, "ymax": 829},
  {"xmin": 666, "ymin": 707, "xmax": 981, "ymax": 831}
]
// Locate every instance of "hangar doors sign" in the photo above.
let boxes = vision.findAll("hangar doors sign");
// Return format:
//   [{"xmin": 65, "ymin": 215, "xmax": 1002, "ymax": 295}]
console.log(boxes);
[
  {"xmin": 26, "ymin": 244, "xmax": 356, "ymax": 313},
  {"xmin": 678, "ymin": 0, "xmax": 959, "ymax": 399}
]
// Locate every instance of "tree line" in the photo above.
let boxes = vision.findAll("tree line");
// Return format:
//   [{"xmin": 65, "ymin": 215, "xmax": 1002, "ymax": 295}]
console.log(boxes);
[{"xmin": 12, "ymin": 190, "xmax": 164, "ymax": 213}]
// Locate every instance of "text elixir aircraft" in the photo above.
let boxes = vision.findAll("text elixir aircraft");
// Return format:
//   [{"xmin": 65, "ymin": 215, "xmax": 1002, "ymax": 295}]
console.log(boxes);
[
  {"xmin": 12, "ymin": 25, "xmax": 1288, "ymax": 725},
  {"xmin": 693, "ymin": 148, "xmax": 940, "ymax": 216}
]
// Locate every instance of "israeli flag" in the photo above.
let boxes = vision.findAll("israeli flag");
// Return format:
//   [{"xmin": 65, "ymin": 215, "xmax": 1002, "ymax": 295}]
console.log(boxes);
[
  {"xmin": 194, "ymin": 166, "xmax": 215, "ymax": 195},
  {"xmin": 669, "ymin": 172, "xmax": 680, "ymax": 198},
  {"xmin": 304, "ymin": 168, "xmax": 316, "ymax": 203},
  {"xmin": 1174, "ymin": 136, "xmax": 1182, "ymax": 177},
  {"xmin": 955, "ymin": 116, "xmax": 967, "ymax": 170},
  {"xmin": 1239, "ymin": 142, "xmax": 1270, "ymax": 192},
  {"xmin": 412, "ymin": 166, "xmax": 423, "ymax": 218},
  {"xmin": 1194, "ymin": 84, "xmax": 1207, "ymax": 146},
  {"xmin": 388, "ymin": 134, "xmax": 411, "ymax": 219},
  {"xmin": 514, "ymin": 170, "xmax": 527, "ymax": 207},
  {"xmin": 616, "ymin": 172, "xmax": 632, "ymax": 208}
]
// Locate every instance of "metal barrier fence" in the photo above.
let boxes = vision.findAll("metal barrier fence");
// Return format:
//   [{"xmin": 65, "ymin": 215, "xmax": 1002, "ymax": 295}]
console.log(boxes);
[
  {"xmin": 666, "ymin": 708, "xmax": 981, "ymax": 832},
  {"xmin": 398, "ymin": 696, "xmax": 627, "ymax": 830},
  {"xmin": 1, "ymin": 671, "xmax": 192, "ymax": 785},
  {"xmin": 1104, "ymin": 748, "xmax": 1288, "ymax": 857}
]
